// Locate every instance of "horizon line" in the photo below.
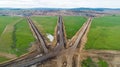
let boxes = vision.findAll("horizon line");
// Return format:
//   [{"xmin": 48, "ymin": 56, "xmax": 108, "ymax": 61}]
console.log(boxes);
[{"xmin": 0, "ymin": 7, "xmax": 120, "ymax": 9}]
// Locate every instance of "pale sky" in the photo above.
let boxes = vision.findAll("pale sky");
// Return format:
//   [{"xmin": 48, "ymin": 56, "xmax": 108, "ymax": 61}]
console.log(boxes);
[{"xmin": 0, "ymin": 0, "xmax": 120, "ymax": 8}]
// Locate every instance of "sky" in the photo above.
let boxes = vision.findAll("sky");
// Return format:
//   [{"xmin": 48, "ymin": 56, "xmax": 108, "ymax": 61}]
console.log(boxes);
[{"xmin": 0, "ymin": 0, "xmax": 120, "ymax": 8}]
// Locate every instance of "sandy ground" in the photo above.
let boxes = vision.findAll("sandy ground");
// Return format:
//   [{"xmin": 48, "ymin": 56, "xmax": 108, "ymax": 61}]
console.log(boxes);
[
  {"xmin": 82, "ymin": 50, "xmax": 120, "ymax": 67},
  {"xmin": 0, "ymin": 52, "xmax": 17, "ymax": 59}
]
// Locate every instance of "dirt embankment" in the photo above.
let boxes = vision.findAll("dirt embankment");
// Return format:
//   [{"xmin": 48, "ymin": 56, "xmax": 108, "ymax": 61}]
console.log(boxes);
[
  {"xmin": 0, "ymin": 52, "xmax": 17, "ymax": 59},
  {"xmin": 82, "ymin": 50, "xmax": 120, "ymax": 67}
]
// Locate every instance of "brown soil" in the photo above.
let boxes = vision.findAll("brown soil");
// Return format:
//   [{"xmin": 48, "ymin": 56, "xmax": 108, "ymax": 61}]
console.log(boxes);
[
  {"xmin": 83, "ymin": 50, "xmax": 120, "ymax": 67},
  {"xmin": 0, "ymin": 52, "xmax": 17, "ymax": 59}
]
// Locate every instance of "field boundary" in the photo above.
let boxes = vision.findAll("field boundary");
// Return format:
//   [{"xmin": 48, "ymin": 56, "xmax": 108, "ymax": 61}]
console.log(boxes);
[{"xmin": 0, "ymin": 18, "xmax": 23, "ymax": 63}]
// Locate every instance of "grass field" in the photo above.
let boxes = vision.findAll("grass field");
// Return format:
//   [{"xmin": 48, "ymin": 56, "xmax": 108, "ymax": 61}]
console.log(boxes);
[
  {"xmin": 63, "ymin": 16, "xmax": 87, "ymax": 39},
  {"xmin": 32, "ymin": 16, "xmax": 87, "ymax": 39},
  {"xmin": 85, "ymin": 15, "xmax": 120, "ymax": 50},
  {"xmin": 0, "ymin": 16, "xmax": 20, "ymax": 36},
  {"xmin": 12, "ymin": 18, "xmax": 35, "ymax": 56},
  {"xmin": 0, "ymin": 16, "xmax": 34, "ymax": 57},
  {"xmin": 31, "ymin": 16, "xmax": 57, "ymax": 36},
  {"xmin": 0, "ymin": 56, "xmax": 9, "ymax": 63},
  {"xmin": 0, "ymin": 16, "xmax": 22, "ymax": 53}
]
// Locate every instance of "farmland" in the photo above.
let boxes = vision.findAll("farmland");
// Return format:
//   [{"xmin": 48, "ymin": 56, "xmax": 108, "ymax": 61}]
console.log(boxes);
[
  {"xmin": 85, "ymin": 15, "xmax": 120, "ymax": 50},
  {"xmin": 31, "ymin": 16, "xmax": 57, "ymax": 35},
  {"xmin": 12, "ymin": 18, "xmax": 35, "ymax": 56},
  {"xmin": 0, "ymin": 15, "xmax": 120, "ymax": 66},
  {"xmin": 31, "ymin": 16, "xmax": 87, "ymax": 39},
  {"xmin": 0, "ymin": 16, "xmax": 34, "ymax": 57},
  {"xmin": 63, "ymin": 16, "xmax": 87, "ymax": 39},
  {"xmin": 0, "ymin": 16, "xmax": 22, "ymax": 53},
  {"xmin": 0, "ymin": 16, "xmax": 87, "ymax": 62},
  {"xmin": 0, "ymin": 16, "xmax": 21, "ymax": 36}
]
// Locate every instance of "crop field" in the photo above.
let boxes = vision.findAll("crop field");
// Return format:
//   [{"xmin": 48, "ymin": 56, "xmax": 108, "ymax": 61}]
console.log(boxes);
[
  {"xmin": 0, "ymin": 16, "xmax": 34, "ymax": 58},
  {"xmin": 32, "ymin": 16, "xmax": 87, "ymax": 39},
  {"xmin": 12, "ymin": 19, "xmax": 35, "ymax": 56},
  {"xmin": 0, "ymin": 16, "xmax": 22, "ymax": 53},
  {"xmin": 0, "ymin": 16, "xmax": 21, "ymax": 36},
  {"xmin": 31, "ymin": 16, "xmax": 57, "ymax": 36},
  {"xmin": 63, "ymin": 16, "xmax": 87, "ymax": 39},
  {"xmin": 85, "ymin": 15, "xmax": 120, "ymax": 50}
]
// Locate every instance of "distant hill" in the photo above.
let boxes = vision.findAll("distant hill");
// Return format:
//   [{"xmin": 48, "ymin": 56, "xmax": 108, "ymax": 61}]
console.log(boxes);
[
  {"xmin": 68, "ymin": 8, "xmax": 120, "ymax": 11},
  {"xmin": 0, "ymin": 8, "xmax": 62, "ymax": 10},
  {"xmin": 0, "ymin": 8, "xmax": 120, "ymax": 11}
]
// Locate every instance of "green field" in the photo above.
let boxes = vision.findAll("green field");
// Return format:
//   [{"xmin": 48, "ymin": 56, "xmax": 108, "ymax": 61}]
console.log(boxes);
[
  {"xmin": 32, "ymin": 16, "xmax": 87, "ymax": 39},
  {"xmin": 31, "ymin": 16, "xmax": 57, "ymax": 36},
  {"xmin": 85, "ymin": 15, "xmax": 120, "ymax": 50},
  {"xmin": 0, "ymin": 16, "xmax": 22, "ymax": 53},
  {"xmin": 0, "ymin": 16, "xmax": 34, "ymax": 57},
  {"xmin": 0, "ymin": 56, "xmax": 9, "ymax": 63},
  {"xmin": 12, "ymin": 19, "xmax": 35, "ymax": 56},
  {"xmin": 0, "ymin": 16, "xmax": 21, "ymax": 36},
  {"xmin": 63, "ymin": 16, "xmax": 87, "ymax": 39}
]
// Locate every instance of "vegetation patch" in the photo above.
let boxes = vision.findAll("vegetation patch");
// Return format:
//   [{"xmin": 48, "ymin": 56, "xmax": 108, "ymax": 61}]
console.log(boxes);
[
  {"xmin": 97, "ymin": 58, "xmax": 108, "ymax": 67},
  {"xmin": 85, "ymin": 15, "xmax": 120, "ymax": 50},
  {"xmin": 0, "ymin": 16, "xmax": 22, "ymax": 53},
  {"xmin": 0, "ymin": 56, "xmax": 9, "ymax": 63},
  {"xmin": 32, "ymin": 16, "xmax": 87, "ymax": 39},
  {"xmin": 82, "ymin": 57, "xmax": 108, "ymax": 67},
  {"xmin": 0, "ymin": 16, "xmax": 20, "ymax": 36},
  {"xmin": 12, "ymin": 18, "xmax": 35, "ymax": 56},
  {"xmin": 63, "ymin": 16, "xmax": 87, "ymax": 39},
  {"xmin": 31, "ymin": 16, "xmax": 57, "ymax": 36},
  {"xmin": 0, "ymin": 16, "xmax": 34, "ymax": 62}
]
